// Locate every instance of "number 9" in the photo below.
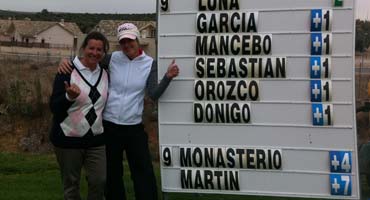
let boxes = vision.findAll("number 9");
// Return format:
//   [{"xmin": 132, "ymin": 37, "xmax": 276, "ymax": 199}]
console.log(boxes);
[
  {"xmin": 162, "ymin": 147, "xmax": 172, "ymax": 166},
  {"xmin": 161, "ymin": 0, "xmax": 169, "ymax": 12}
]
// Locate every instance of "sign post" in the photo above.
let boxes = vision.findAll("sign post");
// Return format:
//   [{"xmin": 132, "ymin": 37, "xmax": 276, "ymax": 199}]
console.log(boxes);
[{"xmin": 157, "ymin": 0, "xmax": 359, "ymax": 199}]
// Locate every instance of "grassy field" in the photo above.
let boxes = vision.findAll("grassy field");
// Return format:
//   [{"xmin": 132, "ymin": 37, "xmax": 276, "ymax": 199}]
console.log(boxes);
[{"xmin": 0, "ymin": 152, "xmax": 316, "ymax": 200}]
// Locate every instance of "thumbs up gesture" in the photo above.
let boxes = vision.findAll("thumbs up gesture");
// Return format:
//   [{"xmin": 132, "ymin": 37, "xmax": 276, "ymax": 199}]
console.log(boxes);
[
  {"xmin": 64, "ymin": 81, "xmax": 81, "ymax": 99},
  {"xmin": 166, "ymin": 59, "xmax": 180, "ymax": 79}
]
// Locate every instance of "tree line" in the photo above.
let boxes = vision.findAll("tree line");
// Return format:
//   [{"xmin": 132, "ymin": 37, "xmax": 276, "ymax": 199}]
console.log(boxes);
[{"xmin": 0, "ymin": 9, "xmax": 155, "ymax": 33}]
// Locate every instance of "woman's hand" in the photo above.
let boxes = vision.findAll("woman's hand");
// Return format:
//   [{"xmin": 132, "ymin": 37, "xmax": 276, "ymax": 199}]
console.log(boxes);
[
  {"xmin": 64, "ymin": 81, "xmax": 81, "ymax": 100},
  {"xmin": 166, "ymin": 59, "xmax": 180, "ymax": 79},
  {"xmin": 58, "ymin": 59, "xmax": 73, "ymax": 74}
]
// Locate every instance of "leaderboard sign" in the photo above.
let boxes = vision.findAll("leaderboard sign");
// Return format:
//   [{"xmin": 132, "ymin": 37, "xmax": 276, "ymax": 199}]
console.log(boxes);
[{"xmin": 157, "ymin": 0, "xmax": 358, "ymax": 199}]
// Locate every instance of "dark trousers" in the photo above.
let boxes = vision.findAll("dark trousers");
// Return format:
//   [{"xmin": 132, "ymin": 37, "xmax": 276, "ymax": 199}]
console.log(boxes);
[
  {"xmin": 104, "ymin": 121, "xmax": 158, "ymax": 200},
  {"xmin": 54, "ymin": 146, "xmax": 106, "ymax": 200}
]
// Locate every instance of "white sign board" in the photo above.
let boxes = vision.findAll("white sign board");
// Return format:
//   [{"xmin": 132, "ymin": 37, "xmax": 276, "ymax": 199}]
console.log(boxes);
[{"xmin": 157, "ymin": 0, "xmax": 359, "ymax": 199}]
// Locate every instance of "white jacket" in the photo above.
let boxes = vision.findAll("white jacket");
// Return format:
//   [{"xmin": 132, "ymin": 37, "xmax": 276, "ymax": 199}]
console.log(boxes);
[{"xmin": 103, "ymin": 51, "xmax": 153, "ymax": 125}]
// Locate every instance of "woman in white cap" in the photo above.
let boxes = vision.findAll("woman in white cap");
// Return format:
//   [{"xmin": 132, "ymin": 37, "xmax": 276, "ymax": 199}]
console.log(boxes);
[{"xmin": 58, "ymin": 23, "xmax": 179, "ymax": 200}]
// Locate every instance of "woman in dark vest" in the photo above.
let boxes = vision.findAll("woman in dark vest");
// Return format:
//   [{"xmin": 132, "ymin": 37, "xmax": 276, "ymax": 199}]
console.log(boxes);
[{"xmin": 50, "ymin": 31, "xmax": 110, "ymax": 200}]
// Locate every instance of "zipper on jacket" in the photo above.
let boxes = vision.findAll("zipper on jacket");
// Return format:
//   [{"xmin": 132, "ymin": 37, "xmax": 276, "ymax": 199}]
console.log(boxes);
[{"xmin": 119, "ymin": 61, "xmax": 132, "ymax": 121}]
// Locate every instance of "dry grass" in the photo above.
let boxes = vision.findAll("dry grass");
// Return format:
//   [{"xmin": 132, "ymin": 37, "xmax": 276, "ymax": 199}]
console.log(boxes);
[
  {"xmin": 0, "ymin": 56, "xmax": 160, "ymax": 157},
  {"xmin": 356, "ymin": 50, "xmax": 370, "ymax": 106},
  {"xmin": 356, "ymin": 50, "xmax": 370, "ymax": 68},
  {"xmin": 0, "ymin": 57, "xmax": 58, "ymax": 152}
]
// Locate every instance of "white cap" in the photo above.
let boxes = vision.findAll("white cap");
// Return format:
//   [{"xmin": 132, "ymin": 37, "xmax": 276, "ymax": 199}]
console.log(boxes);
[{"xmin": 117, "ymin": 23, "xmax": 140, "ymax": 41}]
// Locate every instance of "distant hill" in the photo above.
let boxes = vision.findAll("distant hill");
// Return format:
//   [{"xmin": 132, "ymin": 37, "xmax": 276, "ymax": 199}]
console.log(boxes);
[
  {"xmin": 0, "ymin": 9, "xmax": 156, "ymax": 33},
  {"xmin": 0, "ymin": 10, "xmax": 34, "ymax": 15}
]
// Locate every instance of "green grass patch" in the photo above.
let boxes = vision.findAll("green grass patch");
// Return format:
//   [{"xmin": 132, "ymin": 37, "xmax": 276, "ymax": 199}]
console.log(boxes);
[{"xmin": 0, "ymin": 153, "xmax": 57, "ymax": 175}]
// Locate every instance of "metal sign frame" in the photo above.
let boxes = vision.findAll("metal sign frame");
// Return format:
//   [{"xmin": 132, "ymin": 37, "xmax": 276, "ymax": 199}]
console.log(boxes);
[{"xmin": 157, "ymin": 0, "xmax": 359, "ymax": 199}]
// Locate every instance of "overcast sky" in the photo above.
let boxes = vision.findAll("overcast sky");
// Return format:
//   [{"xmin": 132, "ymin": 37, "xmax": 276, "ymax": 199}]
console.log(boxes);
[
  {"xmin": 0, "ymin": 0, "xmax": 156, "ymax": 14},
  {"xmin": 0, "ymin": 0, "xmax": 368, "ymax": 19}
]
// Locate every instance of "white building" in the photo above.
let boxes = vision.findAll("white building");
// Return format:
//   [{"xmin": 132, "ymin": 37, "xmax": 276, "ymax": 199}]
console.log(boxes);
[{"xmin": 0, "ymin": 18, "xmax": 82, "ymax": 49}]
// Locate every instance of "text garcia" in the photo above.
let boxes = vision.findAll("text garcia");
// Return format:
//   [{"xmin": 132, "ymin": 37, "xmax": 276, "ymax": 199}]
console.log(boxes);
[{"xmin": 197, "ymin": 12, "xmax": 258, "ymax": 33}]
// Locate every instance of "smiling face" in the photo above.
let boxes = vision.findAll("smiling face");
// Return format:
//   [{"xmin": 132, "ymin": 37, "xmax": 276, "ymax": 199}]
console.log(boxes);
[
  {"xmin": 119, "ymin": 38, "xmax": 140, "ymax": 59},
  {"xmin": 81, "ymin": 39, "xmax": 104, "ymax": 70}
]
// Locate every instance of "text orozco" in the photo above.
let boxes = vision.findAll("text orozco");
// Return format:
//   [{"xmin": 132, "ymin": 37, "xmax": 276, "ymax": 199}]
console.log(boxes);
[
  {"xmin": 194, "ymin": 80, "xmax": 259, "ymax": 101},
  {"xmin": 195, "ymin": 57, "xmax": 286, "ymax": 78}
]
